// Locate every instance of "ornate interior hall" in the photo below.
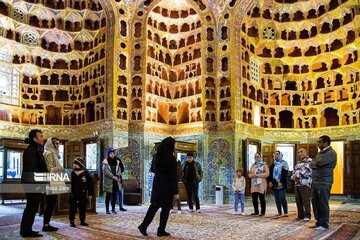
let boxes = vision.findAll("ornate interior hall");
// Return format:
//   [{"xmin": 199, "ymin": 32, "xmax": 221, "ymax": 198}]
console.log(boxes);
[{"xmin": 0, "ymin": 0, "xmax": 359, "ymax": 239}]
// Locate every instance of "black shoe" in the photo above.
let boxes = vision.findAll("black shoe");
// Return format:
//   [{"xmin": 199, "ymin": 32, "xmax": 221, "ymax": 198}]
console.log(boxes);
[
  {"xmin": 250, "ymin": 212, "xmax": 259, "ymax": 215},
  {"xmin": 42, "ymin": 225, "xmax": 59, "ymax": 232},
  {"xmin": 138, "ymin": 225, "xmax": 148, "ymax": 236},
  {"xmin": 69, "ymin": 222, "xmax": 76, "ymax": 227},
  {"xmin": 157, "ymin": 231, "xmax": 171, "ymax": 237},
  {"xmin": 120, "ymin": 208, "xmax": 127, "ymax": 211},
  {"xmin": 80, "ymin": 221, "xmax": 89, "ymax": 226},
  {"xmin": 111, "ymin": 210, "xmax": 117, "ymax": 214},
  {"xmin": 21, "ymin": 232, "xmax": 43, "ymax": 238},
  {"xmin": 106, "ymin": 210, "xmax": 111, "ymax": 214},
  {"xmin": 259, "ymin": 213, "xmax": 265, "ymax": 216}
]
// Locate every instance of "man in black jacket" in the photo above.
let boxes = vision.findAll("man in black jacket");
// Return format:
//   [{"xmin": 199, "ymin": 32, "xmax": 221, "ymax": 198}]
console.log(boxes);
[
  {"xmin": 309, "ymin": 135, "xmax": 337, "ymax": 231},
  {"xmin": 181, "ymin": 152, "xmax": 203, "ymax": 213},
  {"xmin": 20, "ymin": 129, "xmax": 48, "ymax": 238}
]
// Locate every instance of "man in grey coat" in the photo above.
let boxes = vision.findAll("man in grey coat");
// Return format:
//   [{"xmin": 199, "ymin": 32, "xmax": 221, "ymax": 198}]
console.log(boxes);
[{"xmin": 309, "ymin": 135, "xmax": 337, "ymax": 231}]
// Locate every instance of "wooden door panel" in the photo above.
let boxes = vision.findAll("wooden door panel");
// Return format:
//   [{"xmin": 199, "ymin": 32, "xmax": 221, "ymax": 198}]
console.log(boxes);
[{"xmin": 65, "ymin": 141, "xmax": 83, "ymax": 168}]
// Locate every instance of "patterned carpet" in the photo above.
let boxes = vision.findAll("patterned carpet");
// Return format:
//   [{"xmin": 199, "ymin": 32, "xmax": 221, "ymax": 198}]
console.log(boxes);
[{"xmin": 0, "ymin": 201, "xmax": 359, "ymax": 239}]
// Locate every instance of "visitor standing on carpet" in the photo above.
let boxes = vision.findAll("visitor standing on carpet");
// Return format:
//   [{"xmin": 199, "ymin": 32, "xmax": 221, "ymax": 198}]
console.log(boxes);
[
  {"xmin": 232, "ymin": 168, "xmax": 246, "ymax": 215},
  {"xmin": 107, "ymin": 148, "xmax": 127, "ymax": 212},
  {"xmin": 43, "ymin": 137, "xmax": 64, "ymax": 232},
  {"xmin": 268, "ymin": 150, "xmax": 289, "ymax": 217},
  {"xmin": 103, "ymin": 148, "xmax": 125, "ymax": 214},
  {"xmin": 69, "ymin": 157, "xmax": 93, "ymax": 227},
  {"xmin": 248, "ymin": 152, "xmax": 269, "ymax": 216},
  {"xmin": 20, "ymin": 129, "xmax": 48, "ymax": 238},
  {"xmin": 138, "ymin": 137, "xmax": 178, "ymax": 237},
  {"xmin": 291, "ymin": 148, "xmax": 312, "ymax": 221},
  {"xmin": 309, "ymin": 135, "xmax": 337, "ymax": 231},
  {"xmin": 181, "ymin": 152, "xmax": 203, "ymax": 213},
  {"xmin": 171, "ymin": 159, "xmax": 183, "ymax": 214}
]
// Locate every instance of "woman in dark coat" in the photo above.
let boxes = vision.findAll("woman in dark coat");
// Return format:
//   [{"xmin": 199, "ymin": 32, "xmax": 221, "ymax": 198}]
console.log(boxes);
[{"xmin": 138, "ymin": 137, "xmax": 178, "ymax": 237}]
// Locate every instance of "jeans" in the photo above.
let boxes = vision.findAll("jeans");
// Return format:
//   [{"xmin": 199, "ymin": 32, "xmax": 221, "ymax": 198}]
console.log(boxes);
[
  {"xmin": 118, "ymin": 188, "xmax": 124, "ymax": 209},
  {"xmin": 312, "ymin": 184, "xmax": 331, "ymax": 228},
  {"xmin": 295, "ymin": 185, "xmax": 311, "ymax": 219},
  {"xmin": 234, "ymin": 192, "xmax": 245, "ymax": 212},
  {"xmin": 273, "ymin": 187, "xmax": 288, "ymax": 214},
  {"xmin": 106, "ymin": 183, "xmax": 119, "ymax": 211}
]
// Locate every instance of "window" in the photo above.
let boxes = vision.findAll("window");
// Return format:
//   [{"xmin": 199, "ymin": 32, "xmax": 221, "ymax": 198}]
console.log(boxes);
[
  {"xmin": 85, "ymin": 142, "xmax": 97, "ymax": 170},
  {"xmin": 263, "ymin": 26, "xmax": 276, "ymax": 40},
  {"xmin": 59, "ymin": 144, "xmax": 64, "ymax": 167},
  {"xmin": 247, "ymin": 143, "xmax": 258, "ymax": 170},
  {"xmin": 0, "ymin": 46, "xmax": 20, "ymax": 105},
  {"xmin": 23, "ymin": 31, "xmax": 38, "ymax": 45},
  {"xmin": 0, "ymin": 66, "xmax": 20, "ymax": 105},
  {"xmin": 254, "ymin": 105, "xmax": 260, "ymax": 126},
  {"xmin": 0, "ymin": 151, "xmax": 3, "ymax": 178},
  {"xmin": 12, "ymin": 8, "xmax": 25, "ymax": 22},
  {"xmin": 7, "ymin": 150, "xmax": 22, "ymax": 179},
  {"xmin": 250, "ymin": 57, "xmax": 260, "ymax": 84},
  {"xmin": 275, "ymin": 144, "xmax": 295, "ymax": 171}
]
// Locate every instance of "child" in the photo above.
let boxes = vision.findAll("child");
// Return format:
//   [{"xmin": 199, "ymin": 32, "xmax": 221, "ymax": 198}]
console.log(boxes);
[
  {"xmin": 69, "ymin": 157, "xmax": 93, "ymax": 227},
  {"xmin": 232, "ymin": 168, "xmax": 246, "ymax": 215}
]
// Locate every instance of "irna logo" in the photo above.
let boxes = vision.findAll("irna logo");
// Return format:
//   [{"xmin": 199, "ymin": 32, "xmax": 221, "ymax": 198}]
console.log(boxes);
[{"xmin": 34, "ymin": 172, "xmax": 70, "ymax": 182}]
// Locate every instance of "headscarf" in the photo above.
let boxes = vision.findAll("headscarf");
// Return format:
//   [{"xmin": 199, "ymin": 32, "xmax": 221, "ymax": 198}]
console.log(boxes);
[
  {"xmin": 44, "ymin": 137, "xmax": 61, "ymax": 159},
  {"xmin": 273, "ymin": 151, "xmax": 289, "ymax": 182},
  {"xmin": 252, "ymin": 153, "xmax": 264, "ymax": 186},
  {"xmin": 153, "ymin": 137, "xmax": 176, "ymax": 173},
  {"xmin": 156, "ymin": 137, "xmax": 175, "ymax": 161}
]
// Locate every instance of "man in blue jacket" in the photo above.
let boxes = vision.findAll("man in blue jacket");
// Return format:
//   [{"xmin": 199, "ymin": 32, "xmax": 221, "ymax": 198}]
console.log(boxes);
[{"xmin": 309, "ymin": 135, "xmax": 337, "ymax": 231}]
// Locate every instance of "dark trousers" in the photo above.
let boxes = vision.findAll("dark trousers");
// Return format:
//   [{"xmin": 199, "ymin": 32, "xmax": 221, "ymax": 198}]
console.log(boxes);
[
  {"xmin": 185, "ymin": 182, "xmax": 200, "ymax": 210},
  {"xmin": 106, "ymin": 183, "xmax": 118, "ymax": 211},
  {"xmin": 252, "ymin": 192, "xmax": 266, "ymax": 214},
  {"xmin": 140, "ymin": 204, "xmax": 171, "ymax": 233},
  {"xmin": 273, "ymin": 188, "xmax": 288, "ymax": 214},
  {"xmin": 312, "ymin": 184, "xmax": 331, "ymax": 228},
  {"xmin": 43, "ymin": 194, "xmax": 57, "ymax": 225},
  {"xmin": 69, "ymin": 196, "xmax": 87, "ymax": 222},
  {"xmin": 20, "ymin": 193, "xmax": 42, "ymax": 234},
  {"xmin": 295, "ymin": 185, "xmax": 311, "ymax": 219}
]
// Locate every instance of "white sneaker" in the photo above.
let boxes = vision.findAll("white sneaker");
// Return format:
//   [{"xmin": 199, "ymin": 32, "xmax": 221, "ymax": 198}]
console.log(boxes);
[
  {"xmin": 240, "ymin": 212, "xmax": 245, "ymax": 215},
  {"xmin": 196, "ymin": 209, "xmax": 201, "ymax": 213},
  {"xmin": 303, "ymin": 218, "xmax": 310, "ymax": 222},
  {"xmin": 189, "ymin": 209, "xmax": 194, "ymax": 212},
  {"xmin": 177, "ymin": 210, "xmax": 182, "ymax": 214},
  {"xmin": 232, "ymin": 211, "xmax": 237, "ymax": 215},
  {"xmin": 315, "ymin": 226, "xmax": 328, "ymax": 231}
]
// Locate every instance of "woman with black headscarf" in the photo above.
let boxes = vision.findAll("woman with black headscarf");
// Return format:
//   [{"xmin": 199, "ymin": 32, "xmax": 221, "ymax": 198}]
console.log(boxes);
[{"xmin": 138, "ymin": 137, "xmax": 178, "ymax": 237}]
